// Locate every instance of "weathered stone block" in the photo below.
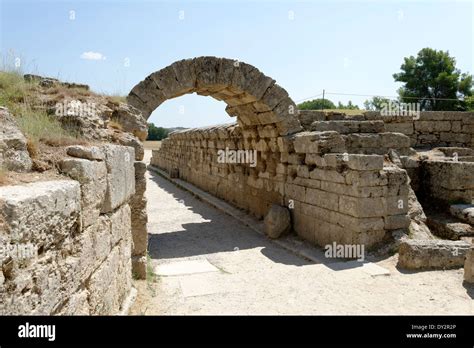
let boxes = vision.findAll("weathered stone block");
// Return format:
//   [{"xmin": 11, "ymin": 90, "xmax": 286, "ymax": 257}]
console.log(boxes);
[
  {"xmin": 398, "ymin": 240, "xmax": 470, "ymax": 270},
  {"xmin": 0, "ymin": 180, "xmax": 80, "ymax": 244},
  {"xmin": 66, "ymin": 145, "xmax": 104, "ymax": 161},
  {"xmin": 101, "ymin": 145, "xmax": 136, "ymax": 213},
  {"xmin": 293, "ymin": 131, "xmax": 345, "ymax": 154},
  {"xmin": 339, "ymin": 196, "xmax": 386, "ymax": 218},
  {"xmin": 264, "ymin": 204, "xmax": 291, "ymax": 239},
  {"xmin": 59, "ymin": 158, "xmax": 107, "ymax": 228}
]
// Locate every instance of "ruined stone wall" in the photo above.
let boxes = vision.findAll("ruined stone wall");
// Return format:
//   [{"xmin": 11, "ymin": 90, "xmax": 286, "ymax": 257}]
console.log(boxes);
[
  {"xmin": 377, "ymin": 111, "xmax": 474, "ymax": 148},
  {"xmin": 0, "ymin": 144, "xmax": 135, "ymax": 315},
  {"xmin": 151, "ymin": 121, "xmax": 411, "ymax": 249}
]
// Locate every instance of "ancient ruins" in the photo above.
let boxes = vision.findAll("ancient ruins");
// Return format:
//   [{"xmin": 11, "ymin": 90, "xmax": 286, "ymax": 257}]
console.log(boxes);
[{"xmin": 0, "ymin": 56, "xmax": 473, "ymax": 315}]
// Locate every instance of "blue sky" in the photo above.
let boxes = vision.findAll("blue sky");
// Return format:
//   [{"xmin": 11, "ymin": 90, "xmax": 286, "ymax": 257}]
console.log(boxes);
[{"xmin": 1, "ymin": 0, "xmax": 473, "ymax": 128}]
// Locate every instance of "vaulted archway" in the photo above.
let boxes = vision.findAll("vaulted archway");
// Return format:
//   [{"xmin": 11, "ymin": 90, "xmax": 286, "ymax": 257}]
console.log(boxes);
[{"xmin": 127, "ymin": 56, "xmax": 302, "ymax": 135}]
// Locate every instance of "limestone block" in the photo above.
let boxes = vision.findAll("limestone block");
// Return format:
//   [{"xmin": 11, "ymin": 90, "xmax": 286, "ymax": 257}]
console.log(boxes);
[
  {"xmin": 72, "ymin": 216, "xmax": 113, "ymax": 282},
  {"xmin": 293, "ymin": 131, "xmax": 345, "ymax": 154},
  {"xmin": 305, "ymin": 188, "xmax": 339, "ymax": 211},
  {"xmin": 379, "ymin": 132, "xmax": 411, "ymax": 148},
  {"xmin": 284, "ymin": 183, "xmax": 305, "ymax": 201},
  {"xmin": 345, "ymin": 154, "xmax": 384, "ymax": 171},
  {"xmin": 309, "ymin": 168, "xmax": 346, "ymax": 183},
  {"xmin": 440, "ymin": 132, "xmax": 471, "ymax": 144},
  {"xmin": 384, "ymin": 214, "xmax": 411, "ymax": 230},
  {"xmin": 465, "ymin": 249, "xmax": 474, "ymax": 283},
  {"xmin": 339, "ymin": 196, "xmax": 386, "ymax": 218},
  {"xmin": 59, "ymin": 158, "xmax": 107, "ymax": 228},
  {"xmin": 398, "ymin": 240, "xmax": 470, "ymax": 270},
  {"xmin": 128, "ymin": 76, "xmax": 166, "ymax": 114},
  {"xmin": 345, "ymin": 170, "xmax": 388, "ymax": 187},
  {"xmin": 384, "ymin": 122, "xmax": 414, "ymax": 135},
  {"xmin": 293, "ymin": 212, "xmax": 316, "ymax": 244},
  {"xmin": 110, "ymin": 204, "xmax": 132, "ymax": 246},
  {"xmin": 66, "ymin": 145, "xmax": 104, "ymax": 161},
  {"xmin": 101, "ymin": 145, "xmax": 136, "ymax": 213},
  {"xmin": 424, "ymin": 161, "xmax": 474, "ymax": 191},
  {"xmin": 113, "ymin": 132, "xmax": 145, "ymax": 161},
  {"xmin": 320, "ymin": 181, "xmax": 384, "ymax": 198},
  {"xmin": 264, "ymin": 204, "xmax": 291, "ymax": 239},
  {"xmin": 171, "ymin": 58, "xmax": 197, "ymax": 92},
  {"xmin": 345, "ymin": 133, "xmax": 381, "ymax": 149},
  {"xmin": 0, "ymin": 180, "xmax": 80, "ymax": 244},
  {"xmin": 88, "ymin": 244, "xmax": 122, "ymax": 314},
  {"xmin": 86, "ymin": 241, "xmax": 132, "ymax": 315},
  {"xmin": 305, "ymin": 153, "xmax": 326, "ymax": 167}
]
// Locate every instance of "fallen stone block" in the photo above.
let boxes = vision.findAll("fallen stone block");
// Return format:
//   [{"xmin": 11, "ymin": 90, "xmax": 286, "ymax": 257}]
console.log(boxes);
[
  {"xmin": 398, "ymin": 239, "xmax": 470, "ymax": 270},
  {"xmin": 264, "ymin": 204, "xmax": 291, "ymax": 239}
]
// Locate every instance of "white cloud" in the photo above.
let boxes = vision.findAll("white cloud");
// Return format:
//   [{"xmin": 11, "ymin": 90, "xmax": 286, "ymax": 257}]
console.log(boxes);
[{"xmin": 80, "ymin": 51, "xmax": 106, "ymax": 61}]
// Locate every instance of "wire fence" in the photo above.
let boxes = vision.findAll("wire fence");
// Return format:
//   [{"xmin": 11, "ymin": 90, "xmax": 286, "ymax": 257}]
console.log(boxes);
[{"xmin": 295, "ymin": 91, "xmax": 468, "ymax": 104}]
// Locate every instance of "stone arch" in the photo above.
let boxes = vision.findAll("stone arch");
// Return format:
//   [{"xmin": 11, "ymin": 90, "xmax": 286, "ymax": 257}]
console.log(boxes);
[{"xmin": 127, "ymin": 56, "xmax": 302, "ymax": 135}]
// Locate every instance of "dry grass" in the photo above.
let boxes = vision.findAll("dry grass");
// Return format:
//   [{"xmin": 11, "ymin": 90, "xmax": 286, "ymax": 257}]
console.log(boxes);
[
  {"xmin": 16, "ymin": 109, "xmax": 84, "ymax": 154},
  {"xmin": 108, "ymin": 120, "xmax": 123, "ymax": 130},
  {"xmin": 106, "ymin": 95, "xmax": 127, "ymax": 104},
  {"xmin": 0, "ymin": 71, "xmax": 38, "ymax": 113},
  {"xmin": 144, "ymin": 141, "xmax": 162, "ymax": 150},
  {"xmin": 0, "ymin": 70, "xmax": 86, "ymax": 156}
]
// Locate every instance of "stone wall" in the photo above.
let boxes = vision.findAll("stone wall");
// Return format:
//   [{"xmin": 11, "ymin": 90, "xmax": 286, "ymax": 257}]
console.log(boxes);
[
  {"xmin": 375, "ymin": 111, "xmax": 474, "ymax": 148},
  {"xmin": 151, "ymin": 120, "xmax": 411, "ymax": 249},
  {"xmin": 465, "ymin": 248, "xmax": 474, "ymax": 283},
  {"xmin": 0, "ymin": 144, "xmax": 135, "ymax": 315}
]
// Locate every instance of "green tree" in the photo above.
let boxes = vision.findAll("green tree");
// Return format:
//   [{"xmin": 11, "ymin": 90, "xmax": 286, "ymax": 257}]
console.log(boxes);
[
  {"xmin": 147, "ymin": 123, "xmax": 169, "ymax": 141},
  {"xmin": 336, "ymin": 101, "xmax": 359, "ymax": 110},
  {"xmin": 393, "ymin": 48, "xmax": 473, "ymax": 111},
  {"xmin": 466, "ymin": 95, "xmax": 474, "ymax": 111},
  {"xmin": 363, "ymin": 96, "xmax": 391, "ymax": 111},
  {"xmin": 298, "ymin": 98, "xmax": 336, "ymax": 110}
]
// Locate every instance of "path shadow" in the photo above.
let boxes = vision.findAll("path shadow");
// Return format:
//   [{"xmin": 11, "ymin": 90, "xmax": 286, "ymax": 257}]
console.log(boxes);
[{"xmin": 146, "ymin": 170, "xmax": 310, "ymax": 267}]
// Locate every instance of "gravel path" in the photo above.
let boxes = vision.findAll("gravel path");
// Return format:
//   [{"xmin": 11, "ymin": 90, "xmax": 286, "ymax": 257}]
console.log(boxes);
[{"xmin": 131, "ymin": 153, "xmax": 473, "ymax": 315}]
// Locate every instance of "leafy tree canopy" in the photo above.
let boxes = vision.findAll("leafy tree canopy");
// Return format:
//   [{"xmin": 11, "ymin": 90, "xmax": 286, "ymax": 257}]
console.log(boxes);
[
  {"xmin": 298, "ymin": 98, "xmax": 336, "ymax": 110},
  {"xmin": 147, "ymin": 123, "xmax": 169, "ymax": 141},
  {"xmin": 393, "ymin": 48, "xmax": 473, "ymax": 111},
  {"xmin": 363, "ymin": 96, "xmax": 392, "ymax": 111}
]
